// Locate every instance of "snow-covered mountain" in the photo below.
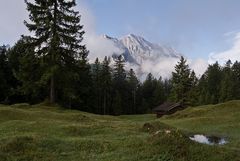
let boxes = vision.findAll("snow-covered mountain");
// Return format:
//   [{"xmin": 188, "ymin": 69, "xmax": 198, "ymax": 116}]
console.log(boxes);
[
  {"xmin": 103, "ymin": 34, "xmax": 181, "ymax": 65},
  {"xmin": 102, "ymin": 34, "xmax": 182, "ymax": 79}
]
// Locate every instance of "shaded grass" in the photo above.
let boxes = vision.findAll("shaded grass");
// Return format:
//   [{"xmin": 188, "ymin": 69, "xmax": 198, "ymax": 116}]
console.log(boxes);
[{"xmin": 0, "ymin": 102, "xmax": 239, "ymax": 160}]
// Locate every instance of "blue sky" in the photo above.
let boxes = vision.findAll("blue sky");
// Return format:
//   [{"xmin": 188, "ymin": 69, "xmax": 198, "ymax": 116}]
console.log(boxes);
[
  {"xmin": 1, "ymin": 0, "xmax": 240, "ymax": 67},
  {"xmin": 80, "ymin": 0, "xmax": 240, "ymax": 60}
]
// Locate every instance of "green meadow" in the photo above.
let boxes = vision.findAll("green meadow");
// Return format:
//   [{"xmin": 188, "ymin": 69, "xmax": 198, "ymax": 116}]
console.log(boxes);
[{"xmin": 0, "ymin": 101, "xmax": 240, "ymax": 161}]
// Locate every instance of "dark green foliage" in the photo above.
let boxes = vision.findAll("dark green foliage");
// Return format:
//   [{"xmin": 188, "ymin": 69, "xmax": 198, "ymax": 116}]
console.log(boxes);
[
  {"xmin": 0, "ymin": 45, "xmax": 11, "ymax": 102},
  {"xmin": 127, "ymin": 69, "xmax": 139, "ymax": 114},
  {"xmin": 24, "ymin": 0, "xmax": 88, "ymax": 104},
  {"xmin": 112, "ymin": 55, "xmax": 127, "ymax": 115},
  {"xmin": 187, "ymin": 71, "xmax": 199, "ymax": 106},
  {"xmin": 219, "ymin": 60, "xmax": 234, "ymax": 102},
  {"xmin": 231, "ymin": 61, "xmax": 240, "ymax": 99},
  {"xmin": 100, "ymin": 57, "xmax": 112, "ymax": 115},
  {"xmin": 170, "ymin": 56, "xmax": 194, "ymax": 105},
  {"xmin": 92, "ymin": 58, "xmax": 102, "ymax": 113},
  {"xmin": 152, "ymin": 77, "xmax": 165, "ymax": 107},
  {"xmin": 141, "ymin": 73, "xmax": 156, "ymax": 111},
  {"xmin": 197, "ymin": 62, "xmax": 222, "ymax": 104},
  {"xmin": 10, "ymin": 38, "xmax": 46, "ymax": 103}
]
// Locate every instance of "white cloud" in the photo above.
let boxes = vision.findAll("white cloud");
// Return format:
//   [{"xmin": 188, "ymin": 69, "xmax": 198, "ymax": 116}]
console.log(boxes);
[
  {"xmin": 76, "ymin": 1, "xmax": 123, "ymax": 63},
  {"xmin": 189, "ymin": 58, "xmax": 208, "ymax": 77},
  {"xmin": 126, "ymin": 56, "xmax": 208, "ymax": 81},
  {"xmin": 0, "ymin": 0, "xmax": 29, "ymax": 45},
  {"xmin": 208, "ymin": 32, "xmax": 240, "ymax": 64},
  {"xmin": 140, "ymin": 57, "xmax": 179, "ymax": 80}
]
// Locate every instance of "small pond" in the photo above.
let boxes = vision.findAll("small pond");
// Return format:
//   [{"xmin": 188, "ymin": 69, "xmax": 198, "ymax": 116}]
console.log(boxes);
[{"xmin": 189, "ymin": 134, "xmax": 228, "ymax": 145}]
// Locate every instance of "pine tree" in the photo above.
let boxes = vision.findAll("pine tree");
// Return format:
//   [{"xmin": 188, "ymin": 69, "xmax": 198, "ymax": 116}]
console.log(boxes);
[
  {"xmin": 204, "ymin": 62, "xmax": 222, "ymax": 104},
  {"xmin": 100, "ymin": 56, "xmax": 112, "ymax": 115},
  {"xmin": 0, "ymin": 45, "xmax": 10, "ymax": 102},
  {"xmin": 219, "ymin": 60, "xmax": 234, "ymax": 102},
  {"xmin": 113, "ymin": 55, "xmax": 126, "ymax": 83},
  {"xmin": 113, "ymin": 55, "xmax": 126, "ymax": 114},
  {"xmin": 6, "ymin": 37, "xmax": 46, "ymax": 104},
  {"xmin": 92, "ymin": 58, "xmax": 101, "ymax": 113},
  {"xmin": 127, "ymin": 69, "xmax": 139, "ymax": 114},
  {"xmin": 153, "ymin": 77, "xmax": 165, "ymax": 107},
  {"xmin": 188, "ymin": 71, "xmax": 199, "ymax": 106},
  {"xmin": 24, "ymin": 0, "xmax": 88, "ymax": 104},
  {"xmin": 171, "ymin": 56, "xmax": 192, "ymax": 105},
  {"xmin": 197, "ymin": 74, "xmax": 208, "ymax": 105},
  {"xmin": 142, "ymin": 73, "xmax": 157, "ymax": 111},
  {"xmin": 232, "ymin": 61, "xmax": 240, "ymax": 100},
  {"xmin": 112, "ymin": 91, "xmax": 122, "ymax": 115}
]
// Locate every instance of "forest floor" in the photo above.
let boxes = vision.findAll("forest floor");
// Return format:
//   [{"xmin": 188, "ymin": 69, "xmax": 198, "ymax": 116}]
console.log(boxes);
[{"xmin": 0, "ymin": 101, "xmax": 240, "ymax": 161}]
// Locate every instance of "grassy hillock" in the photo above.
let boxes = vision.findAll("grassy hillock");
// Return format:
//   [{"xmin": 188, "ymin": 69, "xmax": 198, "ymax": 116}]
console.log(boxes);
[{"xmin": 0, "ymin": 101, "xmax": 240, "ymax": 161}]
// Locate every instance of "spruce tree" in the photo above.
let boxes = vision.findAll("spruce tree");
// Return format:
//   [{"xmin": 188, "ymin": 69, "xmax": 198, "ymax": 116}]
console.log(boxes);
[
  {"xmin": 92, "ymin": 58, "xmax": 101, "ymax": 113},
  {"xmin": 113, "ymin": 55, "xmax": 126, "ymax": 83},
  {"xmin": 10, "ymin": 38, "xmax": 46, "ymax": 103},
  {"xmin": 24, "ymin": 0, "xmax": 88, "ymax": 104},
  {"xmin": 142, "ymin": 73, "xmax": 156, "ymax": 110},
  {"xmin": 100, "ymin": 56, "xmax": 112, "ymax": 115},
  {"xmin": 188, "ymin": 71, "xmax": 199, "ymax": 106},
  {"xmin": 113, "ymin": 55, "xmax": 126, "ymax": 114},
  {"xmin": 171, "ymin": 56, "xmax": 192, "ymax": 105},
  {"xmin": 219, "ymin": 60, "xmax": 234, "ymax": 102},
  {"xmin": 205, "ymin": 62, "xmax": 222, "ymax": 104},
  {"xmin": 0, "ymin": 45, "xmax": 10, "ymax": 102},
  {"xmin": 232, "ymin": 61, "xmax": 240, "ymax": 100},
  {"xmin": 153, "ymin": 77, "xmax": 165, "ymax": 107},
  {"xmin": 127, "ymin": 69, "xmax": 139, "ymax": 114}
]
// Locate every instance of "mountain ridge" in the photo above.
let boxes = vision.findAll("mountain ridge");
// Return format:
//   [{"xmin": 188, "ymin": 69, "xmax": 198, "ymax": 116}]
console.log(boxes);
[
  {"xmin": 103, "ymin": 33, "xmax": 181, "ymax": 63},
  {"xmin": 101, "ymin": 34, "xmax": 182, "ymax": 79}
]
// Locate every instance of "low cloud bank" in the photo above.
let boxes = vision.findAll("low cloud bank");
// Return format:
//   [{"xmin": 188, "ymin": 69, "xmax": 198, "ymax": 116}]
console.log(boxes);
[
  {"xmin": 209, "ymin": 32, "xmax": 240, "ymax": 64},
  {"xmin": 77, "ymin": 1, "xmax": 123, "ymax": 63},
  {"xmin": 126, "ymin": 57, "xmax": 208, "ymax": 80}
]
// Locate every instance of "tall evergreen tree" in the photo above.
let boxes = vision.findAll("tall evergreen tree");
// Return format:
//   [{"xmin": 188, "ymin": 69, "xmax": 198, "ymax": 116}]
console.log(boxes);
[
  {"xmin": 92, "ymin": 58, "xmax": 101, "ymax": 113},
  {"xmin": 0, "ymin": 45, "xmax": 10, "ymax": 102},
  {"xmin": 219, "ymin": 60, "xmax": 234, "ymax": 102},
  {"xmin": 153, "ymin": 77, "xmax": 165, "ymax": 107},
  {"xmin": 127, "ymin": 69, "xmax": 139, "ymax": 114},
  {"xmin": 113, "ymin": 55, "xmax": 126, "ymax": 115},
  {"xmin": 231, "ymin": 61, "xmax": 240, "ymax": 100},
  {"xmin": 113, "ymin": 55, "xmax": 126, "ymax": 84},
  {"xmin": 204, "ymin": 62, "xmax": 222, "ymax": 104},
  {"xmin": 100, "ymin": 56, "xmax": 112, "ymax": 115},
  {"xmin": 188, "ymin": 71, "xmax": 199, "ymax": 106},
  {"xmin": 10, "ymin": 38, "xmax": 46, "ymax": 103},
  {"xmin": 24, "ymin": 0, "xmax": 88, "ymax": 104},
  {"xmin": 142, "ymin": 73, "xmax": 157, "ymax": 111},
  {"xmin": 171, "ymin": 56, "xmax": 192, "ymax": 105}
]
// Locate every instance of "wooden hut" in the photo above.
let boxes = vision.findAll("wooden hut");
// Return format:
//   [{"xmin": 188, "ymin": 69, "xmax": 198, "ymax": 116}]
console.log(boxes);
[{"xmin": 152, "ymin": 102, "xmax": 184, "ymax": 118}]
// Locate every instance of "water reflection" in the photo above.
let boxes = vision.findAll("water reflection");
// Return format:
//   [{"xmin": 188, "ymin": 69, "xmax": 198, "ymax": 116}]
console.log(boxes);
[{"xmin": 189, "ymin": 134, "xmax": 227, "ymax": 145}]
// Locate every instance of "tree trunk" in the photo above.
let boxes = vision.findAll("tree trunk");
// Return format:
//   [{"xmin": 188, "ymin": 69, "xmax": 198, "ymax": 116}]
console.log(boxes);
[
  {"xmin": 50, "ymin": 0, "xmax": 57, "ymax": 104},
  {"xmin": 103, "ymin": 90, "xmax": 106, "ymax": 115},
  {"xmin": 50, "ymin": 76, "xmax": 55, "ymax": 104}
]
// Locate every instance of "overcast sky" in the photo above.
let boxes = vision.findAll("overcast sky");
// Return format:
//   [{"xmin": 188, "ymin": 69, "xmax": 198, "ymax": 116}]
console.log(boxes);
[{"xmin": 1, "ymin": 0, "xmax": 240, "ymax": 77}]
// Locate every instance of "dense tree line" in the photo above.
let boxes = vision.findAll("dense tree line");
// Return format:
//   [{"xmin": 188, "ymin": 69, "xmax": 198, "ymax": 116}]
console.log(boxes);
[
  {"xmin": 2, "ymin": 42, "xmax": 240, "ymax": 114},
  {"xmin": 1, "ymin": 0, "xmax": 240, "ymax": 115}
]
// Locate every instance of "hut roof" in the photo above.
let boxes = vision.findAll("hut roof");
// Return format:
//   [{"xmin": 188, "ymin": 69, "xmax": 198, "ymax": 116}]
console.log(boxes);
[{"xmin": 153, "ymin": 102, "xmax": 182, "ymax": 112}]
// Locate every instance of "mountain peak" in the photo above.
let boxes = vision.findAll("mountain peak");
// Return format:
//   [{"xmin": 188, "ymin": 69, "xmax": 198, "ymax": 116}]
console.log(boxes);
[
  {"xmin": 123, "ymin": 34, "xmax": 146, "ymax": 41},
  {"xmin": 102, "ymin": 33, "xmax": 181, "ymax": 60}
]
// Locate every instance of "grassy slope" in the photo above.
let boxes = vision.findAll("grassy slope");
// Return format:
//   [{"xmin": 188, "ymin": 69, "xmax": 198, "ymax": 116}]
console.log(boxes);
[{"xmin": 0, "ymin": 101, "xmax": 239, "ymax": 161}]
